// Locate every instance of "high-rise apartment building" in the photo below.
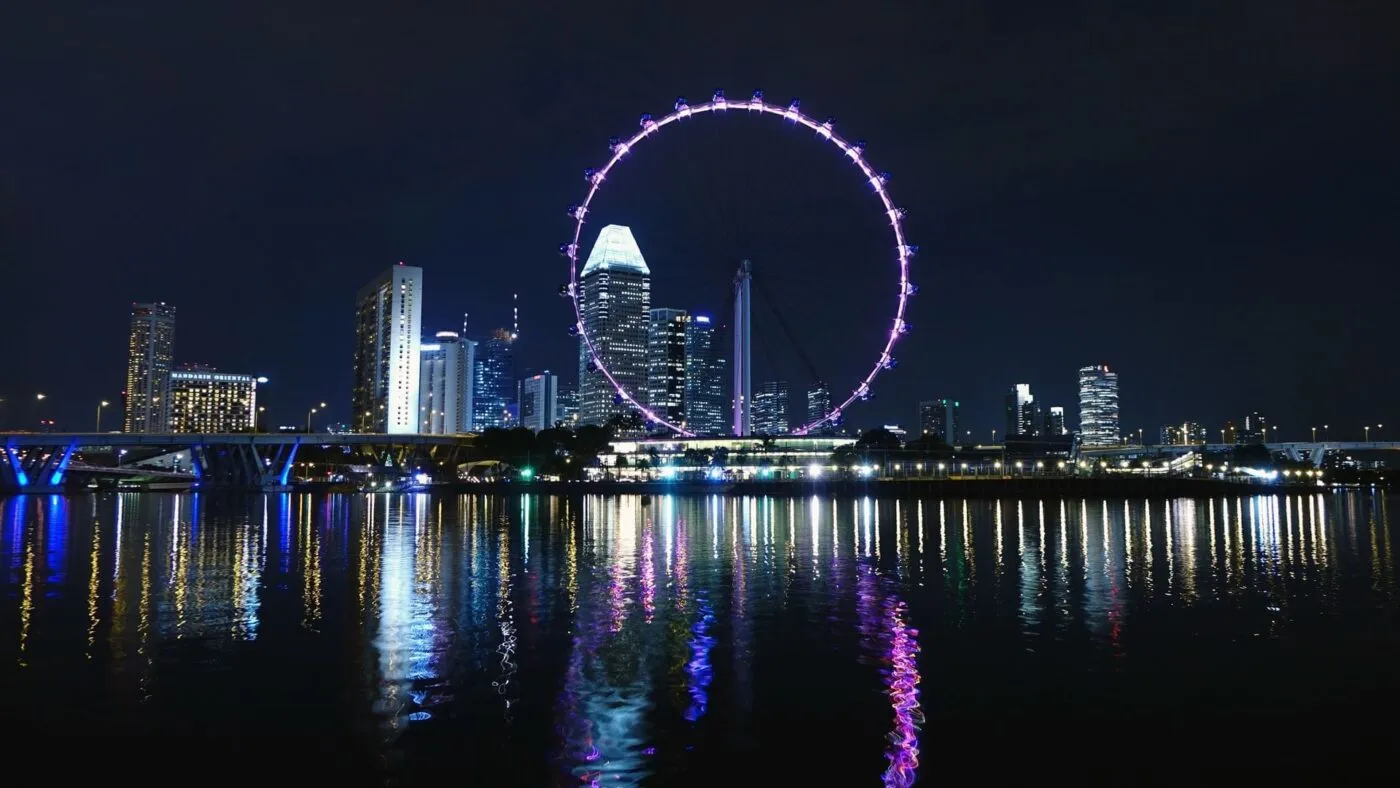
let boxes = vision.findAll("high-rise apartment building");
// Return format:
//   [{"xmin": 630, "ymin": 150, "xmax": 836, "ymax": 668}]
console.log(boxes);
[
  {"xmin": 168, "ymin": 365, "xmax": 258, "ymax": 433},
  {"xmin": 1078, "ymin": 364, "xmax": 1120, "ymax": 447},
  {"xmin": 1005, "ymin": 383, "xmax": 1039, "ymax": 439},
  {"xmin": 647, "ymin": 308, "xmax": 688, "ymax": 427},
  {"xmin": 919, "ymin": 398, "xmax": 960, "ymax": 444},
  {"xmin": 557, "ymin": 386, "xmax": 580, "ymax": 429},
  {"xmin": 352, "ymin": 264, "xmax": 423, "ymax": 434},
  {"xmin": 683, "ymin": 314, "xmax": 726, "ymax": 436},
  {"xmin": 418, "ymin": 331, "xmax": 474, "ymax": 434},
  {"xmin": 1044, "ymin": 406, "xmax": 1066, "ymax": 437},
  {"xmin": 752, "ymin": 380, "xmax": 789, "ymax": 435},
  {"xmin": 518, "ymin": 372, "xmax": 559, "ymax": 433},
  {"xmin": 123, "ymin": 302, "xmax": 176, "ymax": 433},
  {"xmin": 1241, "ymin": 411, "xmax": 1269, "ymax": 444},
  {"xmin": 806, "ymin": 381, "xmax": 833, "ymax": 434},
  {"xmin": 577, "ymin": 225, "xmax": 651, "ymax": 426},
  {"xmin": 474, "ymin": 329, "xmax": 515, "ymax": 429}
]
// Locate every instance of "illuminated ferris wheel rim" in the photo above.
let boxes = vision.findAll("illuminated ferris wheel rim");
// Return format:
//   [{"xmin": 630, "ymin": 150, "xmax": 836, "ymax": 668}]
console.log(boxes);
[{"xmin": 563, "ymin": 91, "xmax": 916, "ymax": 437}]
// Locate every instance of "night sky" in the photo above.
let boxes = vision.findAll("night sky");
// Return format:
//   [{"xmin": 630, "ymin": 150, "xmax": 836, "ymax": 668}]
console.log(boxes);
[{"xmin": 3, "ymin": 1, "xmax": 1396, "ymax": 439}]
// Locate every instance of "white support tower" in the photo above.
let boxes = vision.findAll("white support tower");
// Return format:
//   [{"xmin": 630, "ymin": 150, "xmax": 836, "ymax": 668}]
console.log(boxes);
[{"xmin": 732, "ymin": 260, "xmax": 752, "ymax": 436}]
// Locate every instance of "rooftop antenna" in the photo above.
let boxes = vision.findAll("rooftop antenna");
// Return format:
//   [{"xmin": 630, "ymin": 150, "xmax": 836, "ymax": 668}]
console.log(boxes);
[
  {"xmin": 512, "ymin": 293, "xmax": 519, "ymax": 339},
  {"xmin": 463, "ymin": 312, "xmax": 469, "ymax": 337}
]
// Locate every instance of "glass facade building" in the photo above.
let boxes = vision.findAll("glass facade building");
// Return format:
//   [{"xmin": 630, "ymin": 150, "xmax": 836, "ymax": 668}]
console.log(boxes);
[
  {"xmin": 518, "ymin": 372, "xmax": 559, "ymax": 433},
  {"xmin": 918, "ymin": 398, "xmax": 960, "ymax": 444},
  {"xmin": 806, "ymin": 382, "xmax": 833, "ymax": 434},
  {"xmin": 1005, "ymin": 383, "xmax": 1039, "ymax": 439},
  {"xmin": 473, "ymin": 329, "xmax": 515, "ymax": 429},
  {"xmin": 647, "ymin": 308, "xmax": 688, "ymax": 428},
  {"xmin": 683, "ymin": 315, "xmax": 726, "ymax": 436},
  {"xmin": 352, "ymin": 264, "xmax": 423, "ymax": 434},
  {"xmin": 168, "ymin": 366, "xmax": 258, "ymax": 434},
  {"xmin": 1077, "ymin": 365, "xmax": 1120, "ymax": 447},
  {"xmin": 124, "ymin": 302, "xmax": 176, "ymax": 433},
  {"xmin": 577, "ymin": 225, "xmax": 651, "ymax": 427},
  {"xmin": 752, "ymin": 380, "xmax": 789, "ymax": 435}
]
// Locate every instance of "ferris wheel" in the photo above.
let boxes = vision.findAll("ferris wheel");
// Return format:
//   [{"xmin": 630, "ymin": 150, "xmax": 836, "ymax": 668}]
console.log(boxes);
[{"xmin": 561, "ymin": 90, "xmax": 916, "ymax": 436}]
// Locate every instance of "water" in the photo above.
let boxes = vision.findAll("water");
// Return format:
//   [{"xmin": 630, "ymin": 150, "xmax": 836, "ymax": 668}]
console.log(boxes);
[{"xmin": 1, "ymin": 492, "xmax": 1395, "ymax": 782}]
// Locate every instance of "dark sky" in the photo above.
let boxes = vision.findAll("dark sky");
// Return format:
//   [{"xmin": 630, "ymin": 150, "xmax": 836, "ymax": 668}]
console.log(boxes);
[{"xmin": 3, "ymin": 0, "xmax": 1396, "ymax": 439}]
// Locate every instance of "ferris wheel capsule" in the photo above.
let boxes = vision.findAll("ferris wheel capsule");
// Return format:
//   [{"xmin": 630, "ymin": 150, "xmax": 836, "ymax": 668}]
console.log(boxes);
[
  {"xmin": 639, "ymin": 113, "xmax": 657, "ymax": 130},
  {"xmin": 558, "ymin": 243, "xmax": 577, "ymax": 257}
]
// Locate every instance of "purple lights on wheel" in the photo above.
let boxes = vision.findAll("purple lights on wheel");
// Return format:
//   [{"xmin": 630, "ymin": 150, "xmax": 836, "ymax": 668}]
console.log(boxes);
[{"xmin": 564, "ymin": 91, "xmax": 915, "ymax": 436}]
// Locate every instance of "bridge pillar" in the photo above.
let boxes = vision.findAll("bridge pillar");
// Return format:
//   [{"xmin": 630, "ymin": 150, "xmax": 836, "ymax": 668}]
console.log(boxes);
[
  {"xmin": 193, "ymin": 437, "xmax": 302, "ymax": 490},
  {"xmin": 1, "ymin": 440, "xmax": 77, "ymax": 493}
]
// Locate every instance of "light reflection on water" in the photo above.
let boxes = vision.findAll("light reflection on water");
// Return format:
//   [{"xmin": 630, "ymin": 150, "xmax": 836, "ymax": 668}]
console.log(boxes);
[{"xmin": 0, "ymin": 491, "xmax": 1395, "ymax": 782}]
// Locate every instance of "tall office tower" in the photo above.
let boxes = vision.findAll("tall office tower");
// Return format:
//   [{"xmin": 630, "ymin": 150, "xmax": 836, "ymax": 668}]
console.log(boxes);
[
  {"xmin": 1045, "ymin": 405, "xmax": 1066, "ymax": 437},
  {"xmin": 577, "ymin": 225, "xmax": 651, "ymax": 426},
  {"xmin": 123, "ymin": 302, "xmax": 176, "ymax": 433},
  {"xmin": 1077, "ymin": 364, "xmax": 1120, "ymax": 447},
  {"xmin": 168, "ymin": 365, "xmax": 258, "ymax": 433},
  {"xmin": 647, "ymin": 308, "xmax": 689, "ymax": 427},
  {"xmin": 752, "ymin": 380, "xmax": 789, "ymax": 435},
  {"xmin": 1241, "ymin": 411, "xmax": 1268, "ymax": 444},
  {"xmin": 1004, "ymin": 383, "xmax": 1038, "ymax": 438},
  {"xmin": 731, "ymin": 260, "xmax": 753, "ymax": 435},
  {"xmin": 474, "ymin": 329, "xmax": 515, "ymax": 429},
  {"xmin": 557, "ymin": 386, "xmax": 580, "ymax": 429},
  {"xmin": 518, "ymin": 372, "xmax": 559, "ymax": 433},
  {"xmin": 352, "ymin": 263, "xmax": 423, "ymax": 434},
  {"xmin": 418, "ymin": 331, "xmax": 474, "ymax": 434},
  {"xmin": 918, "ymin": 398, "xmax": 960, "ymax": 444},
  {"xmin": 683, "ymin": 314, "xmax": 726, "ymax": 436},
  {"xmin": 806, "ymin": 381, "xmax": 833, "ymax": 433}
]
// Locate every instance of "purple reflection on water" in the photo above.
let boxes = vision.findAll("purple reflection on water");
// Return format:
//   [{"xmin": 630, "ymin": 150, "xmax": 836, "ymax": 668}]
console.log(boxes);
[
  {"xmin": 857, "ymin": 560, "xmax": 923, "ymax": 786},
  {"xmin": 641, "ymin": 521, "xmax": 655, "ymax": 623},
  {"xmin": 684, "ymin": 595, "xmax": 716, "ymax": 722}
]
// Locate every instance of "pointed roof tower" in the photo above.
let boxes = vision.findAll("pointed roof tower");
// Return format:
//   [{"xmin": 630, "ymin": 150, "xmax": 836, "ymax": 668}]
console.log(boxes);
[{"xmin": 581, "ymin": 224, "xmax": 651, "ymax": 277}]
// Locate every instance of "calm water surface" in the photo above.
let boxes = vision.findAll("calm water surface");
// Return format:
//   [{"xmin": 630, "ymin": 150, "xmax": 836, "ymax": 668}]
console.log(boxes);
[{"xmin": 1, "ymin": 492, "xmax": 1396, "ymax": 783}]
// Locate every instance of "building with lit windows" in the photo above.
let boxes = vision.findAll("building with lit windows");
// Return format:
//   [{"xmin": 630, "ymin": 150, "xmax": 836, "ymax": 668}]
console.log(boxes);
[
  {"xmin": 683, "ymin": 314, "xmax": 725, "ymax": 435},
  {"xmin": 168, "ymin": 366, "xmax": 259, "ymax": 433},
  {"xmin": 418, "ymin": 331, "xmax": 474, "ymax": 434},
  {"xmin": 1045, "ymin": 406, "xmax": 1066, "ymax": 437},
  {"xmin": 577, "ymin": 225, "xmax": 651, "ymax": 426},
  {"xmin": 1077, "ymin": 364, "xmax": 1120, "ymax": 447},
  {"xmin": 352, "ymin": 264, "xmax": 423, "ymax": 434},
  {"xmin": 557, "ymin": 386, "xmax": 580, "ymax": 428},
  {"xmin": 1160, "ymin": 421, "xmax": 1206, "ymax": 445},
  {"xmin": 1241, "ymin": 411, "xmax": 1269, "ymax": 444},
  {"xmin": 919, "ymin": 398, "xmax": 959, "ymax": 444},
  {"xmin": 806, "ymin": 381, "xmax": 833, "ymax": 434},
  {"xmin": 752, "ymin": 380, "xmax": 789, "ymax": 435},
  {"xmin": 474, "ymin": 329, "xmax": 516, "ymax": 429},
  {"xmin": 1005, "ymin": 383, "xmax": 1039, "ymax": 438},
  {"xmin": 647, "ymin": 308, "xmax": 688, "ymax": 427},
  {"xmin": 124, "ymin": 302, "xmax": 176, "ymax": 433},
  {"xmin": 518, "ymin": 372, "xmax": 559, "ymax": 433}
]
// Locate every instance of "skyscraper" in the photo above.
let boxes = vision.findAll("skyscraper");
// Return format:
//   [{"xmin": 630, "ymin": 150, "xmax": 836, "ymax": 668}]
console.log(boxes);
[
  {"xmin": 353, "ymin": 264, "xmax": 423, "ymax": 434},
  {"xmin": 474, "ymin": 329, "xmax": 515, "ymax": 429},
  {"xmin": 518, "ymin": 372, "xmax": 559, "ymax": 433},
  {"xmin": 1005, "ymin": 383, "xmax": 1038, "ymax": 438},
  {"xmin": 806, "ymin": 381, "xmax": 833, "ymax": 433},
  {"xmin": 577, "ymin": 225, "xmax": 651, "ymax": 426},
  {"xmin": 169, "ymin": 365, "xmax": 258, "ymax": 433},
  {"xmin": 1045, "ymin": 406, "xmax": 1066, "ymax": 437},
  {"xmin": 752, "ymin": 380, "xmax": 789, "ymax": 435},
  {"xmin": 918, "ymin": 398, "xmax": 959, "ymax": 444},
  {"xmin": 1078, "ymin": 364, "xmax": 1120, "ymax": 447},
  {"xmin": 557, "ymin": 386, "xmax": 580, "ymax": 429},
  {"xmin": 418, "ymin": 331, "xmax": 474, "ymax": 434},
  {"xmin": 683, "ymin": 314, "xmax": 726, "ymax": 436},
  {"xmin": 647, "ymin": 308, "xmax": 688, "ymax": 427},
  {"xmin": 124, "ymin": 302, "xmax": 176, "ymax": 433},
  {"xmin": 732, "ymin": 260, "xmax": 752, "ymax": 436}
]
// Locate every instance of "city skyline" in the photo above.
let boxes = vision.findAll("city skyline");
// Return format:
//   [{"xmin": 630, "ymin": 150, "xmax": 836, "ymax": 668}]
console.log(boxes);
[{"xmin": 4, "ymin": 3, "xmax": 1395, "ymax": 437}]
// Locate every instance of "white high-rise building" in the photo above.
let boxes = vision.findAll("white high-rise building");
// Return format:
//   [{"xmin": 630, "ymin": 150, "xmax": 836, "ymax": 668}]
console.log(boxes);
[
  {"xmin": 518, "ymin": 372, "xmax": 559, "ymax": 433},
  {"xmin": 1078, "ymin": 364, "xmax": 1120, "ymax": 447},
  {"xmin": 418, "ymin": 331, "xmax": 474, "ymax": 434},
  {"xmin": 353, "ymin": 263, "xmax": 423, "ymax": 434},
  {"xmin": 124, "ymin": 302, "xmax": 176, "ymax": 433},
  {"xmin": 577, "ymin": 225, "xmax": 651, "ymax": 427}
]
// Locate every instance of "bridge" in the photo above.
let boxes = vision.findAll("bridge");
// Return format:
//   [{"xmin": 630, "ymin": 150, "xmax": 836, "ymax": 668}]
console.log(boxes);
[
  {"xmin": 1077, "ymin": 441, "xmax": 1400, "ymax": 467},
  {"xmin": 1, "ymin": 432, "xmax": 470, "ymax": 493}
]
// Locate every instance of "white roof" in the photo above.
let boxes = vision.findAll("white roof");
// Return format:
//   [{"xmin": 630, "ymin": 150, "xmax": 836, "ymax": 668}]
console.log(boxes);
[{"xmin": 580, "ymin": 224, "xmax": 650, "ymax": 277}]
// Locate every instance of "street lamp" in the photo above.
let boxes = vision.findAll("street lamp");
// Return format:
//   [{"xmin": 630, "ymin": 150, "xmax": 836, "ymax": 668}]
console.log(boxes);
[
  {"xmin": 1324, "ymin": 424, "xmax": 1330, "ymax": 441},
  {"xmin": 96, "ymin": 400, "xmax": 110, "ymax": 432},
  {"xmin": 1311, "ymin": 426, "xmax": 1316, "ymax": 442},
  {"xmin": 306, "ymin": 402, "xmax": 326, "ymax": 432},
  {"xmin": 1364, "ymin": 425, "xmax": 1370, "ymax": 441}
]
